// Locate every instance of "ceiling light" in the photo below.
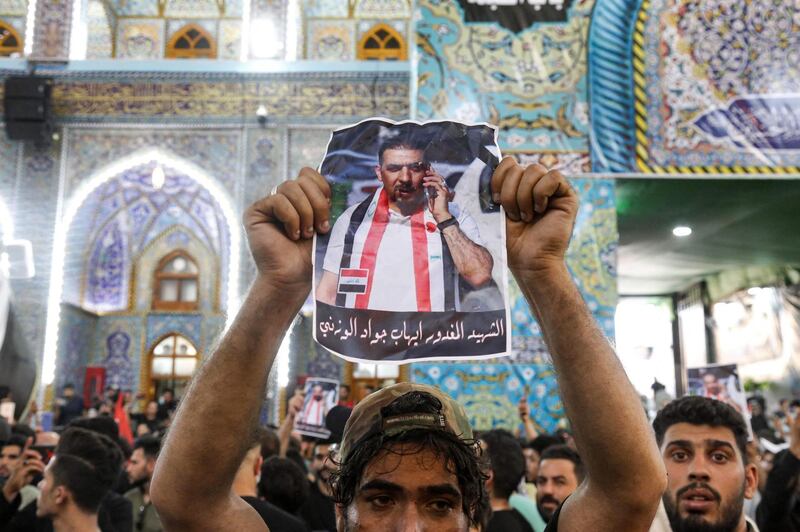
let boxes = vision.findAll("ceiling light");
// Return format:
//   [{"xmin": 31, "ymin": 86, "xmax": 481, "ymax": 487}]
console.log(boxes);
[{"xmin": 672, "ymin": 226, "xmax": 692, "ymax": 237}]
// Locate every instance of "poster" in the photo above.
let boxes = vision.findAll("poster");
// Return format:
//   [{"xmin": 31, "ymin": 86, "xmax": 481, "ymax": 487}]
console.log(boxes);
[
  {"xmin": 313, "ymin": 118, "xmax": 510, "ymax": 363},
  {"xmin": 686, "ymin": 363, "xmax": 749, "ymax": 420},
  {"xmin": 294, "ymin": 377, "xmax": 339, "ymax": 439}
]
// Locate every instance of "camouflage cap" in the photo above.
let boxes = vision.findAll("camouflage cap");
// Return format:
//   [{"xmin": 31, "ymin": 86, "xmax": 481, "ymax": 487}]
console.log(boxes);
[{"xmin": 338, "ymin": 382, "xmax": 473, "ymax": 462}]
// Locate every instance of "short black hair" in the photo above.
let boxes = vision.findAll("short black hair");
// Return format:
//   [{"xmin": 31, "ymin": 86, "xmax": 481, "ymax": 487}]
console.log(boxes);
[
  {"xmin": 11, "ymin": 424, "xmax": 34, "ymax": 443},
  {"xmin": 133, "ymin": 435, "xmax": 161, "ymax": 460},
  {"xmin": 525, "ymin": 434, "xmax": 562, "ymax": 455},
  {"xmin": 377, "ymin": 132, "xmax": 428, "ymax": 165},
  {"xmin": 2, "ymin": 434, "xmax": 26, "ymax": 451},
  {"xmin": 331, "ymin": 391, "xmax": 489, "ymax": 529},
  {"xmin": 260, "ymin": 428, "xmax": 280, "ymax": 460},
  {"xmin": 539, "ymin": 444, "xmax": 585, "ymax": 482},
  {"xmin": 62, "ymin": 383, "xmax": 75, "ymax": 390},
  {"xmin": 482, "ymin": 429, "xmax": 525, "ymax": 500},
  {"xmin": 52, "ymin": 427, "xmax": 123, "ymax": 513},
  {"xmin": 259, "ymin": 457, "xmax": 309, "ymax": 514},
  {"xmin": 653, "ymin": 396, "xmax": 749, "ymax": 461},
  {"xmin": 68, "ymin": 416, "xmax": 120, "ymax": 442}
]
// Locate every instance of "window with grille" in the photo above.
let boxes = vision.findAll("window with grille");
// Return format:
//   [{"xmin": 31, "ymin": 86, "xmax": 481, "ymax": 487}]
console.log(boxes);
[
  {"xmin": 153, "ymin": 251, "xmax": 200, "ymax": 311},
  {"xmin": 165, "ymin": 24, "xmax": 216, "ymax": 59},
  {"xmin": 357, "ymin": 24, "xmax": 406, "ymax": 61},
  {"xmin": 149, "ymin": 333, "xmax": 199, "ymax": 395}
]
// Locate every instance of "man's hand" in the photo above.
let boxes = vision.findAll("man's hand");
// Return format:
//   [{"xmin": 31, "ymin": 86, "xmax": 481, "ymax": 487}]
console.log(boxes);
[
  {"xmin": 423, "ymin": 170, "xmax": 453, "ymax": 223},
  {"xmin": 491, "ymin": 158, "xmax": 578, "ymax": 277},
  {"xmin": 244, "ymin": 167, "xmax": 331, "ymax": 295},
  {"xmin": 2, "ymin": 449, "xmax": 45, "ymax": 503},
  {"xmin": 518, "ymin": 397, "xmax": 530, "ymax": 421}
]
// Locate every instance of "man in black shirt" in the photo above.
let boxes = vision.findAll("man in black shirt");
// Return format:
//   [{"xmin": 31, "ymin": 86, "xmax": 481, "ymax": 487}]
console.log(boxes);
[
  {"xmin": 298, "ymin": 441, "xmax": 337, "ymax": 532},
  {"xmin": 757, "ymin": 409, "xmax": 800, "ymax": 531},
  {"xmin": 152, "ymin": 161, "xmax": 666, "ymax": 532},
  {"xmin": 482, "ymin": 429, "xmax": 533, "ymax": 532},
  {"xmin": 232, "ymin": 432, "xmax": 308, "ymax": 532}
]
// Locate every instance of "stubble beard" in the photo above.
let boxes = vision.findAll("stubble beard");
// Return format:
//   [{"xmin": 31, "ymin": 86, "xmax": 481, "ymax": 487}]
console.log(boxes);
[{"xmin": 663, "ymin": 483, "xmax": 745, "ymax": 532}]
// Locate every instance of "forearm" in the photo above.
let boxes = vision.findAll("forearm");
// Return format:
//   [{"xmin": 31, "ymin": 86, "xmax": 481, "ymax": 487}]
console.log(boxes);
[
  {"xmin": 515, "ymin": 265, "xmax": 665, "ymax": 497},
  {"xmin": 523, "ymin": 416, "xmax": 539, "ymax": 441},
  {"xmin": 278, "ymin": 410, "xmax": 294, "ymax": 458},
  {"xmin": 152, "ymin": 277, "xmax": 306, "ymax": 514},
  {"xmin": 442, "ymin": 226, "xmax": 493, "ymax": 287}
]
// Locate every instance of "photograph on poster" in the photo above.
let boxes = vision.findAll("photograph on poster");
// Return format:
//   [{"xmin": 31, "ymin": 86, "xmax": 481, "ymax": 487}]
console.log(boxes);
[
  {"xmin": 686, "ymin": 363, "xmax": 749, "ymax": 418},
  {"xmin": 312, "ymin": 118, "xmax": 510, "ymax": 363},
  {"xmin": 294, "ymin": 377, "xmax": 340, "ymax": 439}
]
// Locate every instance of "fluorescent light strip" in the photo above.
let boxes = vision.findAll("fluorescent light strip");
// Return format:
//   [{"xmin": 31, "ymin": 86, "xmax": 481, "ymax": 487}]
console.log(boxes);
[
  {"xmin": 41, "ymin": 148, "xmax": 241, "ymax": 385},
  {"xmin": 24, "ymin": 0, "xmax": 37, "ymax": 56}
]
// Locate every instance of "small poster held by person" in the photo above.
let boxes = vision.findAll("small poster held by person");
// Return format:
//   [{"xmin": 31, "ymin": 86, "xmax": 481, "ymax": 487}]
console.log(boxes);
[
  {"xmin": 313, "ymin": 118, "xmax": 510, "ymax": 363},
  {"xmin": 294, "ymin": 377, "xmax": 339, "ymax": 439},
  {"xmin": 687, "ymin": 363, "xmax": 750, "ymax": 428}
]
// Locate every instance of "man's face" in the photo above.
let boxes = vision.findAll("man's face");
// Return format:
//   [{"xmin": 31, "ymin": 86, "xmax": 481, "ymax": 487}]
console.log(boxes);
[
  {"xmin": 62, "ymin": 387, "xmax": 74, "ymax": 398},
  {"xmin": 703, "ymin": 374, "xmax": 721, "ymax": 394},
  {"xmin": 313, "ymin": 385, "xmax": 324, "ymax": 401},
  {"xmin": 522, "ymin": 448, "xmax": 539, "ymax": 483},
  {"xmin": 36, "ymin": 461, "xmax": 60, "ymax": 518},
  {"xmin": 340, "ymin": 387, "xmax": 350, "ymax": 401},
  {"xmin": 0, "ymin": 444, "xmax": 22, "ymax": 478},
  {"xmin": 338, "ymin": 444, "xmax": 468, "ymax": 532},
  {"xmin": 146, "ymin": 401, "xmax": 158, "ymax": 417},
  {"xmin": 661, "ymin": 423, "xmax": 757, "ymax": 532},
  {"xmin": 536, "ymin": 458, "xmax": 579, "ymax": 523},
  {"xmin": 312, "ymin": 444, "xmax": 336, "ymax": 483},
  {"xmin": 162, "ymin": 391, "xmax": 173, "ymax": 402},
  {"xmin": 376, "ymin": 148, "xmax": 428, "ymax": 212},
  {"xmin": 126, "ymin": 448, "xmax": 154, "ymax": 484}
]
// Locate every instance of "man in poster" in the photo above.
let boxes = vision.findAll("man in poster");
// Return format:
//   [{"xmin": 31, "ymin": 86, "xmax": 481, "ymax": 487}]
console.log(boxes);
[{"xmin": 316, "ymin": 133, "xmax": 493, "ymax": 313}]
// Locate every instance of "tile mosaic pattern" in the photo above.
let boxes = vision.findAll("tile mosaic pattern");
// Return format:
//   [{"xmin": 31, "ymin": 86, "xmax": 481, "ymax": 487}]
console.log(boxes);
[
  {"xmin": 412, "ymin": 361, "xmax": 563, "ymax": 433},
  {"xmin": 353, "ymin": 0, "xmax": 410, "ymax": 18},
  {"xmin": 640, "ymin": 0, "xmax": 800, "ymax": 168},
  {"xmin": 115, "ymin": 19, "xmax": 164, "ymax": 59},
  {"xmin": 86, "ymin": 0, "xmax": 113, "ymax": 59},
  {"xmin": 306, "ymin": 19, "xmax": 356, "ymax": 61},
  {"xmin": 31, "ymin": 0, "xmax": 73, "ymax": 59},
  {"xmin": 416, "ymin": 0, "xmax": 593, "ymax": 153},
  {"xmin": 49, "ymin": 74, "xmax": 410, "ymax": 121}
]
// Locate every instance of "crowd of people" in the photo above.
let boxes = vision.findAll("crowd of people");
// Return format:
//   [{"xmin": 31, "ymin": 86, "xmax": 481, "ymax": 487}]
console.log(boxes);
[{"xmin": 1, "ymin": 159, "xmax": 799, "ymax": 531}]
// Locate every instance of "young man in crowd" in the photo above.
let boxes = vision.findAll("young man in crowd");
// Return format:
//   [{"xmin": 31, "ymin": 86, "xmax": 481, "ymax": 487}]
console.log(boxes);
[
  {"xmin": 1, "ymin": 427, "xmax": 123, "ymax": 532},
  {"xmin": 652, "ymin": 396, "xmax": 758, "ymax": 532},
  {"xmin": 536, "ymin": 445, "xmax": 583, "ymax": 525},
  {"xmin": 482, "ymin": 429, "xmax": 533, "ymax": 532},
  {"xmin": 297, "ymin": 440, "xmax": 337, "ymax": 531},
  {"xmin": 232, "ymin": 432, "xmax": 309, "ymax": 532},
  {"xmin": 756, "ymin": 408, "xmax": 800, "ymax": 531},
  {"xmin": 151, "ymin": 160, "xmax": 666, "ymax": 531},
  {"xmin": 0, "ymin": 434, "xmax": 39, "ymax": 508},
  {"xmin": 125, "ymin": 435, "xmax": 163, "ymax": 532}
]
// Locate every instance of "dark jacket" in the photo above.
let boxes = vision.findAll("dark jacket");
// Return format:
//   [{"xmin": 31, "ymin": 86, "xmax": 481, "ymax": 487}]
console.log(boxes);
[{"xmin": 756, "ymin": 448, "xmax": 800, "ymax": 532}]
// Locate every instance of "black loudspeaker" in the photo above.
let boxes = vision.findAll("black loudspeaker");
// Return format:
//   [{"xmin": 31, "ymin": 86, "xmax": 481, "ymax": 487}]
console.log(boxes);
[{"xmin": 3, "ymin": 76, "xmax": 54, "ymax": 143}]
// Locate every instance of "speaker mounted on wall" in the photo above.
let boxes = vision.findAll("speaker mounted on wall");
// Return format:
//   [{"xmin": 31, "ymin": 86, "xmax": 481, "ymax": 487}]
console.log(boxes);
[{"xmin": 3, "ymin": 76, "xmax": 55, "ymax": 144}]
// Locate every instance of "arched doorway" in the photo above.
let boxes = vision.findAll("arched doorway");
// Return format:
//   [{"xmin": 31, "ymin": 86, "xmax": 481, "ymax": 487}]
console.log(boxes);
[{"xmin": 146, "ymin": 333, "xmax": 199, "ymax": 400}]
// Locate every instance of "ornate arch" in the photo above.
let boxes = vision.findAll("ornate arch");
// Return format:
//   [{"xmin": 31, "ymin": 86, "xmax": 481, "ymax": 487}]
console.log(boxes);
[
  {"xmin": 165, "ymin": 24, "xmax": 216, "ymax": 59},
  {"xmin": 357, "ymin": 23, "xmax": 406, "ymax": 61}
]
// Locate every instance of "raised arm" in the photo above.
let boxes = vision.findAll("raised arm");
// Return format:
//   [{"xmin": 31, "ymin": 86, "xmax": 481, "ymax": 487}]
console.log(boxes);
[
  {"xmin": 151, "ymin": 168, "xmax": 331, "ymax": 531},
  {"xmin": 492, "ymin": 159, "xmax": 666, "ymax": 532}
]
